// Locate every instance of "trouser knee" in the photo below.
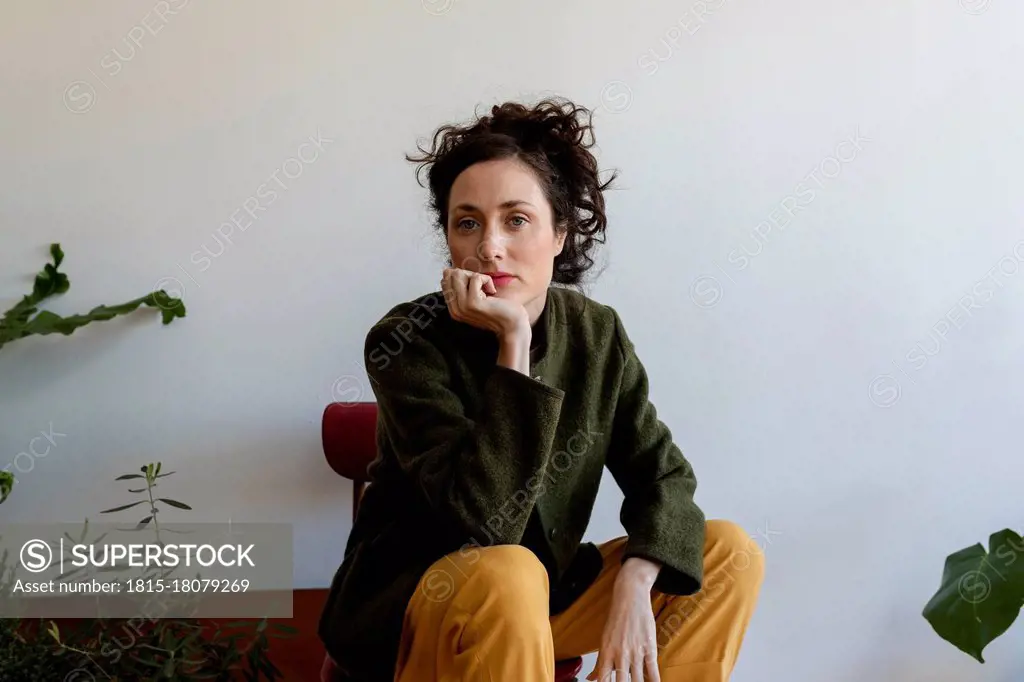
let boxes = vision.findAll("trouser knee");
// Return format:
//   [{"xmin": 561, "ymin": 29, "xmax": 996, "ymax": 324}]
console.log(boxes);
[{"xmin": 443, "ymin": 545, "xmax": 551, "ymax": 626}]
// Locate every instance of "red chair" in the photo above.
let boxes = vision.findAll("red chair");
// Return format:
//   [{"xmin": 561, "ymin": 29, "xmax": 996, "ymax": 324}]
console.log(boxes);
[{"xmin": 320, "ymin": 401, "xmax": 584, "ymax": 682}]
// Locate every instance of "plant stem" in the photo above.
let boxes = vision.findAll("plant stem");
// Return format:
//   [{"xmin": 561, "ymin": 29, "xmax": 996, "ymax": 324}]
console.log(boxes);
[
  {"xmin": 56, "ymin": 642, "xmax": 114, "ymax": 680},
  {"xmin": 146, "ymin": 469, "xmax": 162, "ymax": 546}
]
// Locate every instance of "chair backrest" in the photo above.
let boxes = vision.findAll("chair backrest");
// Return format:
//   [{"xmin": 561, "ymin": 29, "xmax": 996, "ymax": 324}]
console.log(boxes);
[{"xmin": 321, "ymin": 402, "xmax": 379, "ymax": 482}]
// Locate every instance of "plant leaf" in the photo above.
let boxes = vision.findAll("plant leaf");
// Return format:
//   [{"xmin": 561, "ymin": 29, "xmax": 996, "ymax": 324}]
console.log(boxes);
[
  {"xmin": 923, "ymin": 528, "xmax": 1024, "ymax": 662},
  {"xmin": 116, "ymin": 474, "xmax": 146, "ymax": 480},
  {"xmin": 0, "ymin": 471, "xmax": 13, "ymax": 504},
  {"xmin": 158, "ymin": 498, "xmax": 192, "ymax": 510},
  {"xmin": 100, "ymin": 500, "xmax": 148, "ymax": 514},
  {"xmin": 270, "ymin": 623, "xmax": 298, "ymax": 635},
  {"xmin": 0, "ymin": 290, "xmax": 185, "ymax": 350}
]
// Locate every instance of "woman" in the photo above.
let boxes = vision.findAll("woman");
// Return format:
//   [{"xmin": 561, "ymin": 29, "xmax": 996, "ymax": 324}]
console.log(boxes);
[{"xmin": 319, "ymin": 98, "xmax": 763, "ymax": 682}]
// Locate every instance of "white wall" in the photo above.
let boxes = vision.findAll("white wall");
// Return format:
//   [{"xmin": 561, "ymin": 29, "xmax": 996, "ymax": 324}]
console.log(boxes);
[{"xmin": 2, "ymin": 0, "xmax": 1023, "ymax": 679}]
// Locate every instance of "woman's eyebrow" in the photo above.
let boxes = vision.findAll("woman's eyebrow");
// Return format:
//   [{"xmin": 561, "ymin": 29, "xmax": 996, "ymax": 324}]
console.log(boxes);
[{"xmin": 452, "ymin": 200, "xmax": 536, "ymax": 212}]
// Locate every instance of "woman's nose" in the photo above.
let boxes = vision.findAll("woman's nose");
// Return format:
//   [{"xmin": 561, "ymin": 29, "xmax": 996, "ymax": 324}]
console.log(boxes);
[{"xmin": 477, "ymin": 230, "xmax": 507, "ymax": 261}]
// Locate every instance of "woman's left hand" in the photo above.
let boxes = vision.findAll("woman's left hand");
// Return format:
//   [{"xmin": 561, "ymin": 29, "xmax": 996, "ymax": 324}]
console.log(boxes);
[{"xmin": 587, "ymin": 558, "xmax": 662, "ymax": 682}]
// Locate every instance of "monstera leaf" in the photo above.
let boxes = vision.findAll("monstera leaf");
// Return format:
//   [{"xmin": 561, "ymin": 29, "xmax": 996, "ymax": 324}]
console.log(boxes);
[
  {"xmin": 0, "ymin": 471, "xmax": 11, "ymax": 504},
  {"xmin": 923, "ymin": 529, "xmax": 1024, "ymax": 662}
]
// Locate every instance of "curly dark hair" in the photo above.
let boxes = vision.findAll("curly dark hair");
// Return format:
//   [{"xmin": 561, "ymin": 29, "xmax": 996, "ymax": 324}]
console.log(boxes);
[{"xmin": 405, "ymin": 97, "xmax": 617, "ymax": 286}]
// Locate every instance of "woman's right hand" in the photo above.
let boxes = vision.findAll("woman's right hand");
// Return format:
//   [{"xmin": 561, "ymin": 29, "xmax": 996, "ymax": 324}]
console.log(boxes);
[{"xmin": 441, "ymin": 268, "xmax": 530, "ymax": 340}]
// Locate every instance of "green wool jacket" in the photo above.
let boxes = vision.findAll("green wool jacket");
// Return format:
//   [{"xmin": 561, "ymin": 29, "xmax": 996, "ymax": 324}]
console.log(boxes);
[{"xmin": 318, "ymin": 286, "xmax": 706, "ymax": 681}]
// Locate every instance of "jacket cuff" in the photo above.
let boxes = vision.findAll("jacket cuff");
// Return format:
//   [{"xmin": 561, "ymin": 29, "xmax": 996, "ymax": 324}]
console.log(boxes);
[
  {"xmin": 488, "ymin": 364, "xmax": 566, "ymax": 401},
  {"xmin": 622, "ymin": 541, "xmax": 703, "ymax": 596}
]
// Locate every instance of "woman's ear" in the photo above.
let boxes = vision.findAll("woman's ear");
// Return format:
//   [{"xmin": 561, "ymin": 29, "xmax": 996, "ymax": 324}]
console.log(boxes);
[{"xmin": 555, "ymin": 228, "xmax": 567, "ymax": 256}]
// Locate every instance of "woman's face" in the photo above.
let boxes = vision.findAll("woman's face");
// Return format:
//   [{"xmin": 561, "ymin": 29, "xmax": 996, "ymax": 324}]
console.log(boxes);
[{"xmin": 445, "ymin": 158, "xmax": 566, "ymax": 322}]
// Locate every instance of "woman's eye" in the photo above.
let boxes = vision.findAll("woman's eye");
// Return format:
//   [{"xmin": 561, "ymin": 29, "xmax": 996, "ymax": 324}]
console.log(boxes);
[
  {"xmin": 509, "ymin": 216, "xmax": 527, "ymax": 227},
  {"xmin": 457, "ymin": 219, "xmax": 477, "ymax": 230}
]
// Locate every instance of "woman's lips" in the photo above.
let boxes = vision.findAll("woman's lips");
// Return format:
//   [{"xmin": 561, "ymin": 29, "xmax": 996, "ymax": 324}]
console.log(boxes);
[{"xmin": 488, "ymin": 274, "xmax": 515, "ymax": 288}]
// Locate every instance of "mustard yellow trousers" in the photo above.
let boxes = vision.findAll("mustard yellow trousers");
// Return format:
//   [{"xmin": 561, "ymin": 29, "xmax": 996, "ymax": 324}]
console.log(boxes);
[{"xmin": 393, "ymin": 519, "xmax": 764, "ymax": 681}]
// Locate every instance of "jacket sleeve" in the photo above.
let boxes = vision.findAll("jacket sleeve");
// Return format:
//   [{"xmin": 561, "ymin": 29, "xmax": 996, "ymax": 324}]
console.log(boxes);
[
  {"xmin": 364, "ymin": 313, "xmax": 566, "ymax": 547},
  {"xmin": 605, "ymin": 308, "xmax": 705, "ymax": 595}
]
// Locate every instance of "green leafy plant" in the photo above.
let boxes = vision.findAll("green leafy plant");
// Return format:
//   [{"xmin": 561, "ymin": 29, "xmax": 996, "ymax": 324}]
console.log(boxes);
[
  {"xmin": 0, "ymin": 243, "xmax": 185, "ymax": 351},
  {"xmin": 923, "ymin": 528, "xmax": 1024, "ymax": 662},
  {"xmin": 0, "ymin": 464, "xmax": 296, "ymax": 681}
]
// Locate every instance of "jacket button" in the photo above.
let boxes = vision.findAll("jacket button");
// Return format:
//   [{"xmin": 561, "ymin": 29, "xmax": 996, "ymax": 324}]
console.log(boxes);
[{"xmin": 549, "ymin": 527, "xmax": 558, "ymax": 540}]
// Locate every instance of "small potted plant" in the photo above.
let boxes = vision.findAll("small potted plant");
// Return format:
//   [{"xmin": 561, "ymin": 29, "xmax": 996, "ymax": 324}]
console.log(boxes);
[{"xmin": 2, "ymin": 464, "xmax": 296, "ymax": 680}]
